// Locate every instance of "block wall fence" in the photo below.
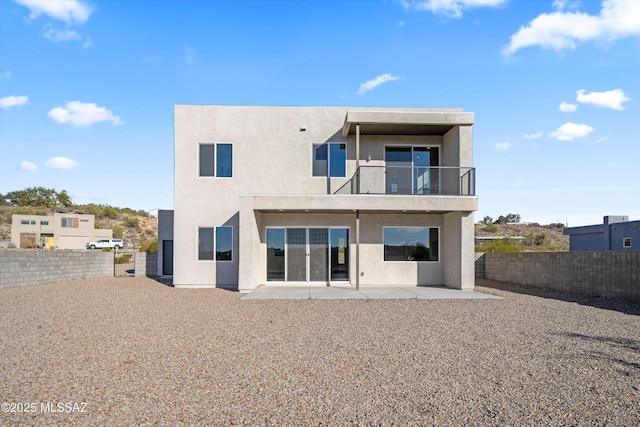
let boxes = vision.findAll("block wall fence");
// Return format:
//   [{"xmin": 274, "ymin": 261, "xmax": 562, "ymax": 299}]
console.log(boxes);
[
  {"xmin": 476, "ymin": 251, "xmax": 639, "ymax": 302},
  {"xmin": 0, "ymin": 250, "xmax": 158, "ymax": 290}
]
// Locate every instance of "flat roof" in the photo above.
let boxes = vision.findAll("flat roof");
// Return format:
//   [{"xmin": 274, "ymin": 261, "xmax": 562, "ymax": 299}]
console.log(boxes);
[{"xmin": 342, "ymin": 109, "xmax": 474, "ymax": 137}]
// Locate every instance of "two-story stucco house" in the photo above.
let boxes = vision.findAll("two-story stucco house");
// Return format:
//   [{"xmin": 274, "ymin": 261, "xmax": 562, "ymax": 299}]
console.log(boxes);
[
  {"xmin": 11, "ymin": 212, "xmax": 112, "ymax": 249},
  {"xmin": 164, "ymin": 105, "xmax": 477, "ymax": 291}
]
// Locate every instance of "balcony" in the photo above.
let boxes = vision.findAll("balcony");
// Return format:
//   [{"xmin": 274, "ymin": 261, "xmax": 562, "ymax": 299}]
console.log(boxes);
[{"xmin": 335, "ymin": 166, "xmax": 475, "ymax": 196}]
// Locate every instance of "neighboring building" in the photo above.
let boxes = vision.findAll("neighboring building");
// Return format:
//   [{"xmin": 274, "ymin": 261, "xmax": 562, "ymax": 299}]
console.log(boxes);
[
  {"xmin": 167, "ymin": 105, "xmax": 477, "ymax": 291},
  {"xmin": 11, "ymin": 212, "xmax": 112, "ymax": 249},
  {"xmin": 564, "ymin": 215, "xmax": 639, "ymax": 251}
]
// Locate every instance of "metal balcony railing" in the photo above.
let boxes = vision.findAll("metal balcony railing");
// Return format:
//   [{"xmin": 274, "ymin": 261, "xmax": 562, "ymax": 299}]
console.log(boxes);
[{"xmin": 334, "ymin": 166, "xmax": 476, "ymax": 196}]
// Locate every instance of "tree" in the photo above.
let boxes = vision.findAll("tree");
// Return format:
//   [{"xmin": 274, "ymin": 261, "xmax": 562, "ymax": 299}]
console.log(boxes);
[
  {"xmin": 4, "ymin": 187, "xmax": 73, "ymax": 207},
  {"xmin": 494, "ymin": 213, "xmax": 521, "ymax": 224},
  {"xmin": 482, "ymin": 216, "xmax": 493, "ymax": 225},
  {"xmin": 57, "ymin": 189, "xmax": 72, "ymax": 207}
]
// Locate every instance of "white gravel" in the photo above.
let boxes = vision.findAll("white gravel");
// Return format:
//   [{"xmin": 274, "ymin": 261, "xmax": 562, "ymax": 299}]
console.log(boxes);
[{"xmin": 1, "ymin": 277, "xmax": 638, "ymax": 426}]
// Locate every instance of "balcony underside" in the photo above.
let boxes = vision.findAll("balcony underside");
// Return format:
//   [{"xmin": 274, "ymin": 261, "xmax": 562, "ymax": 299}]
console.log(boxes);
[{"xmin": 241, "ymin": 194, "xmax": 478, "ymax": 214}]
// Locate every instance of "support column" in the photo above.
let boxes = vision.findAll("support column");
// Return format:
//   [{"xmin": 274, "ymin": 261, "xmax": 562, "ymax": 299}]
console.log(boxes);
[
  {"xmin": 355, "ymin": 209, "xmax": 360, "ymax": 290},
  {"xmin": 355, "ymin": 124, "xmax": 360, "ymax": 171}
]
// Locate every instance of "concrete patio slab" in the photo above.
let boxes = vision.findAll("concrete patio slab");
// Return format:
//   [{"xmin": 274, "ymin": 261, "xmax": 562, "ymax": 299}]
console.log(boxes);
[
  {"xmin": 242, "ymin": 286, "xmax": 310, "ymax": 300},
  {"xmin": 241, "ymin": 285, "xmax": 502, "ymax": 300},
  {"xmin": 309, "ymin": 286, "xmax": 368, "ymax": 299}
]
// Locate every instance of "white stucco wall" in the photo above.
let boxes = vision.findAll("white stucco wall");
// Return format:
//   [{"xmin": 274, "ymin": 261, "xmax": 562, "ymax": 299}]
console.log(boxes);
[{"xmin": 174, "ymin": 105, "xmax": 476, "ymax": 289}]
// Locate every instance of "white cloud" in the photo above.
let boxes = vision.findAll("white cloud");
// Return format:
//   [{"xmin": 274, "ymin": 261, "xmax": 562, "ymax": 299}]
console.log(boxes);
[
  {"xmin": 0, "ymin": 71, "xmax": 11, "ymax": 79},
  {"xmin": 523, "ymin": 131, "xmax": 543, "ymax": 139},
  {"xmin": 549, "ymin": 122, "xmax": 594, "ymax": 141},
  {"xmin": 504, "ymin": 0, "xmax": 640, "ymax": 55},
  {"xmin": 494, "ymin": 142, "xmax": 510, "ymax": 151},
  {"xmin": 46, "ymin": 156, "xmax": 78, "ymax": 169},
  {"xmin": 14, "ymin": 0, "xmax": 92, "ymax": 25},
  {"xmin": 43, "ymin": 25, "xmax": 81, "ymax": 42},
  {"xmin": 576, "ymin": 88, "xmax": 630, "ymax": 110},
  {"xmin": 20, "ymin": 161, "xmax": 38, "ymax": 171},
  {"xmin": 42, "ymin": 25, "xmax": 91, "ymax": 47},
  {"xmin": 358, "ymin": 73, "xmax": 401, "ymax": 95},
  {"xmin": 397, "ymin": 0, "xmax": 507, "ymax": 18},
  {"xmin": 48, "ymin": 101, "xmax": 123, "ymax": 126},
  {"xmin": 559, "ymin": 102, "xmax": 578, "ymax": 112},
  {"xmin": 0, "ymin": 95, "xmax": 29, "ymax": 109},
  {"xmin": 552, "ymin": 0, "xmax": 580, "ymax": 12}
]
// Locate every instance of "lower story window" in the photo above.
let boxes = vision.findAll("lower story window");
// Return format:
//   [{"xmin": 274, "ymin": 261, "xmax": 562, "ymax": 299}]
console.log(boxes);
[
  {"xmin": 216, "ymin": 226, "xmax": 233, "ymax": 261},
  {"xmin": 198, "ymin": 226, "xmax": 233, "ymax": 261},
  {"xmin": 384, "ymin": 227, "xmax": 439, "ymax": 261},
  {"xmin": 198, "ymin": 228, "xmax": 214, "ymax": 260}
]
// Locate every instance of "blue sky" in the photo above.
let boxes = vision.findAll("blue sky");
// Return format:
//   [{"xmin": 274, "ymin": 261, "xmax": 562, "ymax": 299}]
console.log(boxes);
[{"xmin": 1, "ymin": 0, "xmax": 638, "ymax": 226}]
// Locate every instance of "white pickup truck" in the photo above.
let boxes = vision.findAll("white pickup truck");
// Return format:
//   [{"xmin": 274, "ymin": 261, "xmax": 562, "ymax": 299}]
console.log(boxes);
[{"xmin": 86, "ymin": 239, "xmax": 124, "ymax": 249}]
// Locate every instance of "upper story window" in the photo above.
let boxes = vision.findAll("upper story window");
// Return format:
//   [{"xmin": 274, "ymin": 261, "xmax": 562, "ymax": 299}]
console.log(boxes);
[
  {"xmin": 61, "ymin": 218, "xmax": 78, "ymax": 228},
  {"xmin": 623, "ymin": 237, "xmax": 632, "ymax": 248},
  {"xmin": 313, "ymin": 143, "xmax": 346, "ymax": 177},
  {"xmin": 199, "ymin": 143, "xmax": 233, "ymax": 177},
  {"xmin": 41, "ymin": 221, "xmax": 49, "ymax": 226},
  {"xmin": 20, "ymin": 220, "xmax": 35, "ymax": 225}
]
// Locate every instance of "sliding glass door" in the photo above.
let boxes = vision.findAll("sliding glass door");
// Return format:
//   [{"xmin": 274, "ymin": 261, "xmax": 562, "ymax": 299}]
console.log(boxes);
[
  {"xmin": 385, "ymin": 146, "xmax": 440, "ymax": 195},
  {"xmin": 266, "ymin": 227, "xmax": 349, "ymax": 284}
]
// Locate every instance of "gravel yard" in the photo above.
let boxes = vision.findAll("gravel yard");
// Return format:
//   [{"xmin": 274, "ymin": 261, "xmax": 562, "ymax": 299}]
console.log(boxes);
[{"xmin": 1, "ymin": 277, "xmax": 638, "ymax": 426}]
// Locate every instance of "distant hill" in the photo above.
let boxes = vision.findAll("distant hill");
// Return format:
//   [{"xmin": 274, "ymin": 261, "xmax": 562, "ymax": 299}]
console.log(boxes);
[{"xmin": 475, "ymin": 222, "xmax": 569, "ymax": 252}]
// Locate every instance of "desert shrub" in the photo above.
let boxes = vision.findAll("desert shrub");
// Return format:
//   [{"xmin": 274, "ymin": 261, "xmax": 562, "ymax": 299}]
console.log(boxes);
[
  {"xmin": 483, "ymin": 224, "xmax": 498, "ymax": 233},
  {"xmin": 141, "ymin": 240, "xmax": 158, "ymax": 253},
  {"xmin": 115, "ymin": 254, "xmax": 133, "ymax": 264},
  {"xmin": 102, "ymin": 247, "xmax": 112, "ymax": 252},
  {"xmin": 525, "ymin": 232, "xmax": 547, "ymax": 246},
  {"xmin": 102, "ymin": 207, "xmax": 119, "ymax": 219},
  {"xmin": 549, "ymin": 242, "xmax": 569, "ymax": 251},
  {"xmin": 0, "ymin": 212, "xmax": 12, "ymax": 224},
  {"xmin": 125, "ymin": 216, "xmax": 139, "ymax": 228},
  {"xmin": 81, "ymin": 204, "xmax": 103, "ymax": 217},
  {"xmin": 112, "ymin": 225, "xmax": 125, "ymax": 239},
  {"xmin": 476, "ymin": 239, "xmax": 520, "ymax": 253},
  {"xmin": 144, "ymin": 228, "xmax": 155, "ymax": 236}
]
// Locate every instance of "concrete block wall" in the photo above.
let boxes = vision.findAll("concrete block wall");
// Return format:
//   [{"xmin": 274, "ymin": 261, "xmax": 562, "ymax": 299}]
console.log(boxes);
[
  {"xmin": 134, "ymin": 252, "xmax": 158, "ymax": 277},
  {"xmin": 482, "ymin": 252, "xmax": 640, "ymax": 302},
  {"xmin": 0, "ymin": 250, "xmax": 113, "ymax": 290}
]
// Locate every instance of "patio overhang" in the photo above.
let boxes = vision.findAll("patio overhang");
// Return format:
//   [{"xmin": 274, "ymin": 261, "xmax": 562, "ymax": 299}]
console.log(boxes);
[
  {"xmin": 241, "ymin": 194, "xmax": 478, "ymax": 214},
  {"xmin": 342, "ymin": 109, "xmax": 474, "ymax": 137}
]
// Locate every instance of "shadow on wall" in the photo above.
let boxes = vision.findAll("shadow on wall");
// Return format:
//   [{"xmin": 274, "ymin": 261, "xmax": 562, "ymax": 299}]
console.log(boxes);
[
  {"xmin": 477, "ymin": 278, "xmax": 640, "ymax": 316},
  {"xmin": 216, "ymin": 212, "xmax": 239, "ymax": 289}
]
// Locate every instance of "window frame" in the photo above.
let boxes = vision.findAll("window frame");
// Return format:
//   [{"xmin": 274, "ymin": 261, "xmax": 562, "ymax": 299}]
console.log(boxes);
[
  {"xmin": 61, "ymin": 218, "xmax": 77, "ymax": 228},
  {"xmin": 382, "ymin": 226, "xmax": 440, "ymax": 262},
  {"xmin": 623, "ymin": 237, "xmax": 632, "ymax": 248},
  {"xmin": 197, "ymin": 226, "xmax": 234, "ymax": 262},
  {"xmin": 312, "ymin": 142, "xmax": 347, "ymax": 178},
  {"xmin": 198, "ymin": 142, "xmax": 233, "ymax": 178}
]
